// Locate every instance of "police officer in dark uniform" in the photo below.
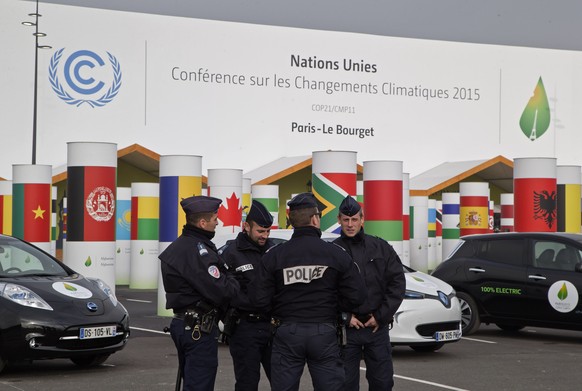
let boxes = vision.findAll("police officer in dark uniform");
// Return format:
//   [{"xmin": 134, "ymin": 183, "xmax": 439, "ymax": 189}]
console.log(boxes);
[
  {"xmin": 252, "ymin": 192, "xmax": 366, "ymax": 391},
  {"xmin": 220, "ymin": 200, "xmax": 275, "ymax": 391},
  {"xmin": 333, "ymin": 195, "xmax": 406, "ymax": 391},
  {"xmin": 159, "ymin": 195, "xmax": 240, "ymax": 391}
]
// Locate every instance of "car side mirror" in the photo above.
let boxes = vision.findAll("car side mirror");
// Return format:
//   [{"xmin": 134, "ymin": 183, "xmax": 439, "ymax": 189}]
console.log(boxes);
[{"xmin": 575, "ymin": 263, "xmax": 582, "ymax": 273}]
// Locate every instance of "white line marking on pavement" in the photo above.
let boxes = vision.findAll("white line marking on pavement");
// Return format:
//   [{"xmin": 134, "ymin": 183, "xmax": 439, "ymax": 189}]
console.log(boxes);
[
  {"xmin": 394, "ymin": 374, "xmax": 470, "ymax": 391},
  {"xmin": 125, "ymin": 298, "xmax": 153, "ymax": 303},
  {"xmin": 0, "ymin": 383, "xmax": 25, "ymax": 391},
  {"xmin": 131, "ymin": 326, "xmax": 170, "ymax": 335},
  {"xmin": 461, "ymin": 336, "xmax": 497, "ymax": 344}
]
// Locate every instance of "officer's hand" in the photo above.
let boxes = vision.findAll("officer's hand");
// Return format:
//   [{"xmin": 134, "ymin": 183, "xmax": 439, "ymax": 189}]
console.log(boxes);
[
  {"xmin": 349, "ymin": 315, "xmax": 365, "ymax": 329},
  {"xmin": 365, "ymin": 314, "xmax": 379, "ymax": 333}
]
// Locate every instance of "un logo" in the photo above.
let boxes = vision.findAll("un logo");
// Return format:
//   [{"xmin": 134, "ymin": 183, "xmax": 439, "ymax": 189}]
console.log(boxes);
[{"xmin": 49, "ymin": 48, "xmax": 122, "ymax": 108}]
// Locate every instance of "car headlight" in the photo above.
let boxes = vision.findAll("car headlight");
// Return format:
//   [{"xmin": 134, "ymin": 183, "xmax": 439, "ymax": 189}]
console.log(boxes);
[
  {"xmin": 404, "ymin": 289, "xmax": 426, "ymax": 299},
  {"xmin": 0, "ymin": 283, "xmax": 53, "ymax": 310},
  {"xmin": 88, "ymin": 278, "xmax": 118, "ymax": 306}
]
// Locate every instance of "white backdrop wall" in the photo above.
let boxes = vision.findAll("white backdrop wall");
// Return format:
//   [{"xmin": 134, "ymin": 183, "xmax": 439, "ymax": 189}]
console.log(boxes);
[{"xmin": 2, "ymin": 1, "xmax": 582, "ymax": 180}]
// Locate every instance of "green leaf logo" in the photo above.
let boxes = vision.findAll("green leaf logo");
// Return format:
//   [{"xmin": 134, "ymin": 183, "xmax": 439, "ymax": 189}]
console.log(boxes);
[
  {"xmin": 557, "ymin": 282, "xmax": 568, "ymax": 301},
  {"xmin": 412, "ymin": 276, "xmax": 425, "ymax": 282},
  {"xmin": 140, "ymin": 248, "xmax": 144, "ymax": 255},
  {"xmin": 117, "ymin": 247, "xmax": 121, "ymax": 253},
  {"xmin": 85, "ymin": 256, "xmax": 92, "ymax": 267},
  {"xmin": 25, "ymin": 256, "xmax": 31, "ymax": 263},
  {"xmin": 519, "ymin": 77, "xmax": 551, "ymax": 141},
  {"xmin": 64, "ymin": 283, "xmax": 77, "ymax": 291}
]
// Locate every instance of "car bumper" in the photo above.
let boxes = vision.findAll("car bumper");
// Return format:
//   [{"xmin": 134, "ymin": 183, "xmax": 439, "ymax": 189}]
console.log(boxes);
[
  {"xmin": 0, "ymin": 310, "xmax": 130, "ymax": 361},
  {"xmin": 390, "ymin": 296, "xmax": 462, "ymax": 345}
]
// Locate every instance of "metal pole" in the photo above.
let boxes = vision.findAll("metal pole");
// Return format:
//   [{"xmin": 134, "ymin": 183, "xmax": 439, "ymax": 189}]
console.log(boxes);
[{"xmin": 32, "ymin": 0, "xmax": 39, "ymax": 165}]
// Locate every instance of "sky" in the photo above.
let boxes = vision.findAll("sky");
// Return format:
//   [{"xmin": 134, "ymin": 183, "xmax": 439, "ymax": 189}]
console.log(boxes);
[{"xmin": 39, "ymin": 0, "xmax": 582, "ymax": 52}]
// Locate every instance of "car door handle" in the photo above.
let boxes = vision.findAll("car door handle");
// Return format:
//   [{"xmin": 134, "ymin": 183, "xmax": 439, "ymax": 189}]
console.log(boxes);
[
  {"xmin": 468, "ymin": 267, "xmax": 485, "ymax": 273},
  {"xmin": 528, "ymin": 275, "xmax": 547, "ymax": 280}
]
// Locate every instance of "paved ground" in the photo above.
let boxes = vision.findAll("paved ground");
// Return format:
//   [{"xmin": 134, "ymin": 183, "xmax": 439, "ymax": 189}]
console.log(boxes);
[{"xmin": 1, "ymin": 287, "xmax": 582, "ymax": 390}]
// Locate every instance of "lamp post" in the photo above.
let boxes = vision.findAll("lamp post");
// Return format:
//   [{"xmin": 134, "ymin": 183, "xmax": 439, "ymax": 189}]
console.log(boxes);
[{"xmin": 22, "ymin": 0, "xmax": 51, "ymax": 165}]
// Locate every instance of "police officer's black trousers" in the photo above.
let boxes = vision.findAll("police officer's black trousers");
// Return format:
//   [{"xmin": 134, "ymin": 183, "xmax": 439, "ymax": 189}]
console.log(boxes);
[
  {"xmin": 229, "ymin": 319, "xmax": 272, "ymax": 391},
  {"xmin": 271, "ymin": 322, "xmax": 344, "ymax": 391},
  {"xmin": 170, "ymin": 318, "xmax": 218, "ymax": 391},
  {"xmin": 343, "ymin": 326, "xmax": 393, "ymax": 391}
]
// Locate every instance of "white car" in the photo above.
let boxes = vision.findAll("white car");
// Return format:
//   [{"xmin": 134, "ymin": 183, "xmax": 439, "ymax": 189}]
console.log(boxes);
[{"xmin": 214, "ymin": 229, "xmax": 462, "ymax": 352}]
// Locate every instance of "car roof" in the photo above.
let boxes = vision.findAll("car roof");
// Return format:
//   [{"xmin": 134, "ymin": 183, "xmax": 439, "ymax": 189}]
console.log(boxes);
[{"xmin": 460, "ymin": 232, "xmax": 582, "ymax": 243}]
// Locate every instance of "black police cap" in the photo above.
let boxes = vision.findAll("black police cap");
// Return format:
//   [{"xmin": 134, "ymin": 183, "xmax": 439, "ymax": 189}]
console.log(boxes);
[
  {"xmin": 287, "ymin": 192, "xmax": 318, "ymax": 211},
  {"xmin": 180, "ymin": 195, "xmax": 222, "ymax": 215},
  {"xmin": 339, "ymin": 195, "xmax": 361, "ymax": 216},
  {"xmin": 246, "ymin": 200, "xmax": 274, "ymax": 228}
]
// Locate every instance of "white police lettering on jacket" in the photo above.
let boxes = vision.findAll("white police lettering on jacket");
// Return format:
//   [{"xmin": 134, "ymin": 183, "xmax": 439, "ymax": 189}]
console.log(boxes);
[{"xmin": 283, "ymin": 265, "xmax": 329, "ymax": 285}]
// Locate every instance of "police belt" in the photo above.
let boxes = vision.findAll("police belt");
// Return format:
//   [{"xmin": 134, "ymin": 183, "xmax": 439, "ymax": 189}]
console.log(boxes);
[
  {"xmin": 173, "ymin": 311, "xmax": 200, "ymax": 320},
  {"xmin": 238, "ymin": 312, "xmax": 270, "ymax": 323}
]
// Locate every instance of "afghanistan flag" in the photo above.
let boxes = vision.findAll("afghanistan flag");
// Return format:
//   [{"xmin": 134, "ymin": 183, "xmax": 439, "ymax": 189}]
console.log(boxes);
[{"xmin": 67, "ymin": 166, "xmax": 116, "ymax": 242}]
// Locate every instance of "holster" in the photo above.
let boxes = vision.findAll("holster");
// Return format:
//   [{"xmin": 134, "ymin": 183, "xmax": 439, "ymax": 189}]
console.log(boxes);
[
  {"xmin": 222, "ymin": 307, "xmax": 240, "ymax": 337},
  {"xmin": 337, "ymin": 312, "xmax": 348, "ymax": 347}
]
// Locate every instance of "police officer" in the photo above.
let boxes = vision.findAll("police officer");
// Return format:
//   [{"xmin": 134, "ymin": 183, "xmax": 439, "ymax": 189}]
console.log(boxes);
[
  {"xmin": 252, "ymin": 192, "xmax": 366, "ymax": 391},
  {"xmin": 220, "ymin": 200, "xmax": 275, "ymax": 391},
  {"xmin": 159, "ymin": 195, "xmax": 240, "ymax": 391},
  {"xmin": 333, "ymin": 195, "xmax": 406, "ymax": 391}
]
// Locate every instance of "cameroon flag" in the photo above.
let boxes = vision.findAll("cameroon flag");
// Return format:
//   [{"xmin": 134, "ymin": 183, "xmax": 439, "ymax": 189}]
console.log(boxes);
[{"xmin": 12, "ymin": 183, "xmax": 51, "ymax": 242}]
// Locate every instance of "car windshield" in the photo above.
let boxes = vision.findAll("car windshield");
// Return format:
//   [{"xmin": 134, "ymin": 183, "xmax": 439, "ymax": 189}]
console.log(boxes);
[{"xmin": 0, "ymin": 237, "xmax": 70, "ymax": 278}]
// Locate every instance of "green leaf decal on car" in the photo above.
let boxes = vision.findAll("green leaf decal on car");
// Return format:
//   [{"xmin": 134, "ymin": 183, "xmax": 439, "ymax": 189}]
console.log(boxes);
[
  {"xmin": 85, "ymin": 256, "xmax": 92, "ymax": 267},
  {"xmin": 64, "ymin": 283, "xmax": 77, "ymax": 292},
  {"xmin": 519, "ymin": 77, "xmax": 551, "ymax": 141},
  {"xmin": 412, "ymin": 276, "xmax": 424, "ymax": 282},
  {"xmin": 557, "ymin": 282, "xmax": 568, "ymax": 301}
]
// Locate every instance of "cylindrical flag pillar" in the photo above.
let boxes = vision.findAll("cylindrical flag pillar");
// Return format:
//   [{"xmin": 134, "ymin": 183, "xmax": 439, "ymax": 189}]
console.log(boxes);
[
  {"xmin": 60, "ymin": 196, "xmax": 67, "ymax": 260},
  {"xmin": 208, "ymin": 169, "xmax": 243, "ymax": 235},
  {"xmin": 459, "ymin": 182, "xmax": 490, "ymax": 236},
  {"xmin": 65, "ymin": 142, "xmax": 117, "ymax": 292},
  {"xmin": 489, "ymin": 200, "xmax": 495, "ymax": 233},
  {"xmin": 312, "ymin": 150, "xmax": 357, "ymax": 233},
  {"xmin": 557, "ymin": 165, "xmax": 581, "ymax": 233},
  {"xmin": 242, "ymin": 178, "xmax": 252, "ymax": 223},
  {"xmin": 442, "ymin": 193, "xmax": 460, "ymax": 260},
  {"xmin": 0, "ymin": 180, "xmax": 12, "ymax": 235},
  {"xmin": 130, "ymin": 183, "xmax": 159, "ymax": 289},
  {"xmin": 252, "ymin": 184, "xmax": 279, "ymax": 229},
  {"xmin": 158, "ymin": 155, "xmax": 202, "ymax": 316},
  {"xmin": 427, "ymin": 199, "xmax": 437, "ymax": 272},
  {"xmin": 115, "ymin": 187, "xmax": 131, "ymax": 285},
  {"xmin": 12, "ymin": 164, "xmax": 52, "ymax": 253},
  {"xmin": 500, "ymin": 193, "xmax": 514, "ymax": 232},
  {"xmin": 514, "ymin": 157, "xmax": 557, "ymax": 232},
  {"xmin": 402, "ymin": 173, "xmax": 410, "ymax": 267},
  {"xmin": 50, "ymin": 186, "xmax": 57, "ymax": 256},
  {"xmin": 436, "ymin": 200, "xmax": 443, "ymax": 266},
  {"xmin": 410, "ymin": 196, "xmax": 428, "ymax": 273},
  {"xmin": 356, "ymin": 180, "xmax": 364, "ymax": 204},
  {"xmin": 363, "ymin": 161, "xmax": 403, "ymax": 257}
]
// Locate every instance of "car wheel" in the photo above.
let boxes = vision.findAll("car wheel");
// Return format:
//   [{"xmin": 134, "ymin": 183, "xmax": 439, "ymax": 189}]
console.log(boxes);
[
  {"xmin": 70, "ymin": 354, "xmax": 110, "ymax": 368},
  {"xmin": 410, "ymin": 343, "xmax": 444, "ymax": 352},
  {"xmin": 495, "ymin": 323, "xmax": 525, "ymax": 332},
  {"xmin": 457, "ymin": 292, "xmax": 480, "ymax": 335}
]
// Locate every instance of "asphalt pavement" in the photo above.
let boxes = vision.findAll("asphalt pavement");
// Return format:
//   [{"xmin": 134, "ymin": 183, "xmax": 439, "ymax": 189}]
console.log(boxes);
[{"xmin": 1, "ymin": 287, "xmax": 582, "ymax": 391}]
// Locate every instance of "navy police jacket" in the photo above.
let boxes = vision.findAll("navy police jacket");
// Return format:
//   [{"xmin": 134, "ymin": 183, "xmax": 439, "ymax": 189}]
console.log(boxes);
[
  {"xmin": 159, "ymin": 224, "xmax": 239, "ymax": 313},
  {"xmin": 333, "ymin": 228, "xmax": 406, "ymax": 327},
  {"xmin": 252, "ymin": 226, "xmax": 366, "ymax": 323},
  {"xmin": 220, "ymin": 232, "xmax": 274, "ymax": 313}
]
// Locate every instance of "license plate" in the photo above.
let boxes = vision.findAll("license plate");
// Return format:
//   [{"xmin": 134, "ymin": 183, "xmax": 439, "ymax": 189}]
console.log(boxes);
[
  {"xmin": 434, "ymin": 329, "xmax": 462, "ymax": 342},
  {"xmin": 80, "ymin": 325, "xmax": 117, "ymax": 340}
]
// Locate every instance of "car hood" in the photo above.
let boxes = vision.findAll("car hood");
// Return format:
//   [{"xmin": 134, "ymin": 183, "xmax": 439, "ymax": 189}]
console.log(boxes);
[
  {"xmin": 405, "ymin": 270, "xmax": 454, "ymax": 295},
  {"xmin": 1, "ymin": 275, "xmax": 111, "ymax": 314}
]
